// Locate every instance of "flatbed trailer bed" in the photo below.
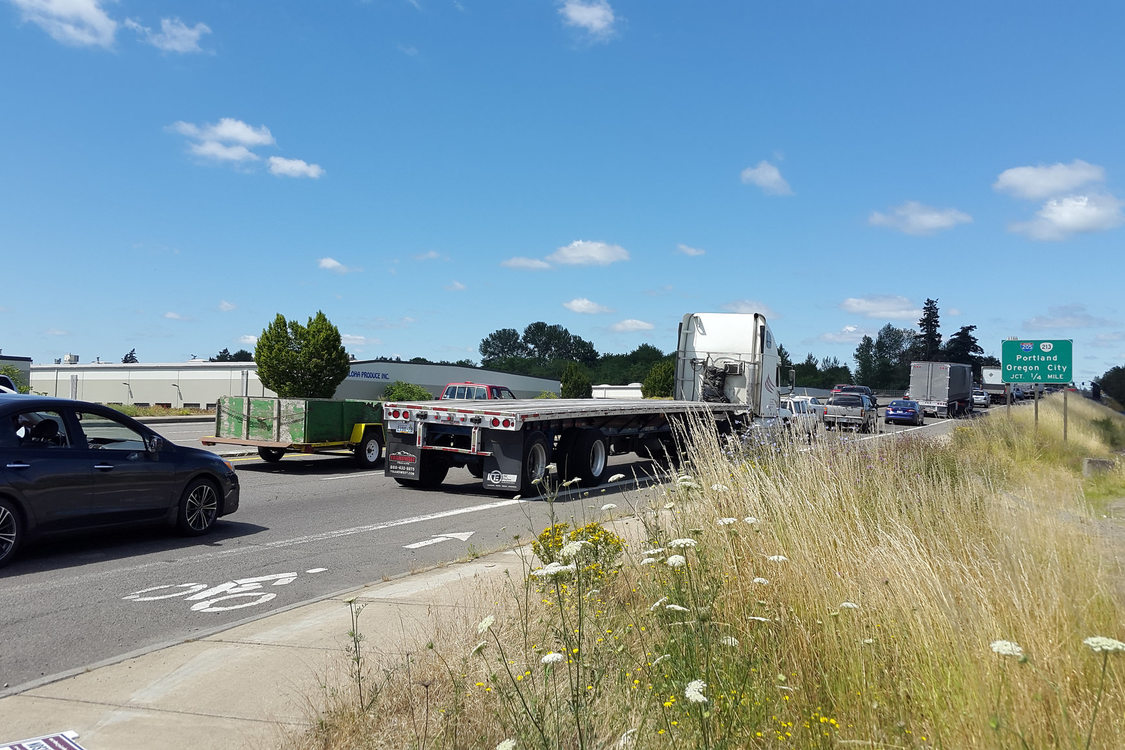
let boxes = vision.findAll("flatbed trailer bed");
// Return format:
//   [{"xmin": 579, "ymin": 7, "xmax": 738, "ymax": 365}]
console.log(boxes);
[{"xmin": 382, "ymin": 397, "xmax": 751, "ymax": 494}]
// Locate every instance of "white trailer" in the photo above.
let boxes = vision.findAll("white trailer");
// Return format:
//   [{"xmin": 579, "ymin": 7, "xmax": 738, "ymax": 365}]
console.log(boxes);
[
  {"xmin": 382, "ymin": 312, "xmax": 785, "ymax": 494},
  {"xmin": 909, "ymin": 361, "xmax": 973, "ymax": 417}
]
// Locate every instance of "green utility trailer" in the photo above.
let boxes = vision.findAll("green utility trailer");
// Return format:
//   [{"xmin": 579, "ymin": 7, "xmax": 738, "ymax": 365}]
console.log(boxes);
[{"xmin": 202, "ymin": 396, "xmax": 385, "ymax": 467}]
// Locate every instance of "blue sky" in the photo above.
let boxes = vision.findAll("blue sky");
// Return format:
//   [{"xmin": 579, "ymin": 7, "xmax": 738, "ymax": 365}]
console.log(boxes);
[{"xmin": 2, "ymin": 1, "xmax": 1122, "ymax": 384}]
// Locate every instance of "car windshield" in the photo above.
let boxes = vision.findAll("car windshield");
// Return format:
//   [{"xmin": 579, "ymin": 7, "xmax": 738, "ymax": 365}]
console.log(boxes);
[{"xmin": 889, "ymin": 400, "xmax": 914, "ymax": 408}]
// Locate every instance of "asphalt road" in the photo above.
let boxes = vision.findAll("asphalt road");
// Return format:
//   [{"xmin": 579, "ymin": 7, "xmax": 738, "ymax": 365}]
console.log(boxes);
[{"xmin": 0, "ymin": 409, "xmax": 971, "ymax": 693}]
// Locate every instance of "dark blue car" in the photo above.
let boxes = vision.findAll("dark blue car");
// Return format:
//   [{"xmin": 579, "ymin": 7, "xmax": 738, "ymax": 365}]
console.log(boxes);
[{"xmin": 884, "ymin": 399, "xmax": 924, "ymax": 426}]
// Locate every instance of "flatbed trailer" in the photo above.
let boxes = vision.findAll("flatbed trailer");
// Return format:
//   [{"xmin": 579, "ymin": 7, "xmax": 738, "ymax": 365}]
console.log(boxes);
[{"xmin": 382, "ymin": 397, "xmax": 750, "ymax": 493}]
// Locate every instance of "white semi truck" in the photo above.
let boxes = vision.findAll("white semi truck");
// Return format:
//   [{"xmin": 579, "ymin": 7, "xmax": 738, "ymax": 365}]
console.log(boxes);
[{"xmin": 382, "ymin": 312, "xmax": 788, "ymax": 494}]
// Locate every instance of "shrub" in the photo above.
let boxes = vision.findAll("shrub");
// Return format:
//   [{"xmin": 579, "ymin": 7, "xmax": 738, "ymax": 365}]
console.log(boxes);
[
  {"xmin": 560, "ymin": 362, "xmax": 592, "ymax": 399},
  {"xmin": 642, "ymin": 359, "xmax": 674, "ymax": 398},
  {"xmin": 381, "ymin": 381, "xmax": 433, "ymax": 401}
]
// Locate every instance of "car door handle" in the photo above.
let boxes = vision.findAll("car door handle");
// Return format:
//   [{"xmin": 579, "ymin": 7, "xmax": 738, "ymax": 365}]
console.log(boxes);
[
  {"xmin": 94, "ymin": 463, "xmax": 116, "ymax": 471},
  {"xmin": 6, "ymin": 462, "xmax": 31, "ymax": 469}
]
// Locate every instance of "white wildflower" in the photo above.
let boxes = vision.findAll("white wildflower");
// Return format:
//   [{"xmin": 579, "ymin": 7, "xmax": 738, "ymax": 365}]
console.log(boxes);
[
  {"xmin": 609, "ymin": 473, "xmax": 626, "ymax": 482},
  {"xmin": 663, "ymin": 501, "xmax": 676, "ymax": 509},
  {"xmin": 651, "ymin": 654, "xmax": 670, "ymax": 666},
  {"xmin": 649, "ymin": 596, "xmax": 668, "ymax": 612},
  {"xmin": 743, "ymin": 516, "xmax": 759, "ymax": 524},
  {"xmin": 530, "ymin": 561, "xmax": 577, "ymax": 579},
  {"xmin": 471, "ymin": 641, "xmax": 487, "ymax": 656},
  {"xmin": 862, "ymin": 638, "xmax": 875, "ymax": 644},
  {"xmin": 711, "ymin": 483, "xmax": 729, "ymax": 492},
  {"xmin": 639, "ymin": 557, "xmax": 659, "ymax": 566},
  {"xmin": 752, "ymin": 577, "xmax": 769, "ymax": 585},
  {"xmin": 721, "ymin": 635, "xmax": 740, "ymax": 647},
  {"xmin": 559, "ymin": 540, "xmax": 591, "ymax": 560},
  {"xmin": 617, "ymin": 728, "xmax": 638, "ymax": 747},
  {"xmin": 717, "ymin": 517, "xmax": 737, "ymax": 526},
  {"xmin": 643, "ymin": 547, "xmax": 665, "ymax": 555},
  {"xmin": 668, "ymin": 538, "xmax": 697, "ymax": 549},
  {"xmin": 748, "ymin": 616, "xmax": 772, "ymax": 622},
  {"xmin": 1083, "ymin": 636, "xmax": 1125, "ymax": 653},
  {"xmin": 678, "ymin": 479, "xmax": 701, "ymax": 490},
  {"xmin": 477, "ymin": 615, "xmax": 494, "ymax": 634},
  {"xmin": 541, "ymin": 651, "xmax": 566, "ymax": 665},
  {"xmin": 684, "ymin": 679, "xmax": 708, "ymax": 704},
  {"xmin": 665, "ymin": 604, "xmax": 690, "ymax": 612},
  {"xmin": 562, "ymin": 477, "xmax": 581, "ymax": 487},
  {"xmin": 840, "ymin": 601, "xmax": 859, "ymax": 610},
  {"xmin": 601, "ymin": 503, "xmax": 618, "ymax": 510},
  {"xmin": 496, "ymin": 740, "xmax": 517, "ymax": 750},
  {"xmin": 666, "ymin": 554, "xmax": 687, "ymax": 568},
  {"xmin": 990, "ymin": 640, "xmax": 1024, "ymax": 658},
  {"xmin": 676, "ymin": 474, "xmax": 694, "ymax": 484},
  {"xmin": 767, "ymin": 555, "xmax": 788, "ymax": 563}
]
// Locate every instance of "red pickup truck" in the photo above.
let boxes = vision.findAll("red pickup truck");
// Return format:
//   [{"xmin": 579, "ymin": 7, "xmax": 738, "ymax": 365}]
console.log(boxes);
[{"xmin": 440, "ymin": 382, "xmax": 517, "ymax": 400}]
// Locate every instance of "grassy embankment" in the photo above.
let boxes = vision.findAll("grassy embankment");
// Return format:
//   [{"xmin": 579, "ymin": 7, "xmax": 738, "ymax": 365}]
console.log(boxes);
[{"xmin": 286, "ymin": 396, "xmax": 1125, "ymax": 749}]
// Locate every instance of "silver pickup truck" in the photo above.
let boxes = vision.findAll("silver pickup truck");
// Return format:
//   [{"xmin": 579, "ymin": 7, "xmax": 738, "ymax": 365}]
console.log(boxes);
[{"xmin": 822, "ymin": 393, "xmax": 876, "ymax": 433}]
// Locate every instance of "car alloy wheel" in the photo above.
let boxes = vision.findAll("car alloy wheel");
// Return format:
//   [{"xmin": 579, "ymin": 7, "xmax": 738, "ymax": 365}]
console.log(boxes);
[{"xmin": 178, "ymin": 479, "xmax": 219, "ymax": 535}]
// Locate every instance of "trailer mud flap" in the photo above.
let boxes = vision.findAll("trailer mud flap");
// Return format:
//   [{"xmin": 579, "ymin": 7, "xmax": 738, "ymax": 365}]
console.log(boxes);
[
  {"xmin": 482, "ymin": 430, "xmax": 525, "ymax": 492},
  {"xmin": 385, "ymin": 432, "xmax": 421, "ymax": 480}
]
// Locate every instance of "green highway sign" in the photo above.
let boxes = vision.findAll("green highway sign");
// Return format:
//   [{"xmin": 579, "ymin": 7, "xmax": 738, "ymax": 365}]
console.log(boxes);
[{"xmin": 1001, "ymin": 339, "xmax": 1072, "ymax": 383}]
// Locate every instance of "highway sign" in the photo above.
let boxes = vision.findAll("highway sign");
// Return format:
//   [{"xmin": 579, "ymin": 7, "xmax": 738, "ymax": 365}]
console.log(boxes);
[{"xmin": 1001, "ymin": 339, "xmax": 1072, "ymax": 383}]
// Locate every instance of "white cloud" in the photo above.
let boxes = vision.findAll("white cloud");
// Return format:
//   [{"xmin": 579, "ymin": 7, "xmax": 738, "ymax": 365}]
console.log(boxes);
[
  {"xmin": 268, "ymin": 156, "xmax": 325, "ymax": 179},
  {"xmin": 341, "ymin": 334, "xmax": 379, "ymax": 348},
  {"xmin": 677, "ymin": 243, "xmax": 705, "ymax": 256},
  {"xmin": 172, "ymin": 118, "xmax": 274, "ymax": 147},
  {"xmin": 125, "ymin": 17, "xmax": 210, "ymax": 53},
  {"xmin": 1094, "ymin": 332, "xmax": 1125, "ymax": 345},
  {"xmin": 547, "ymin": 240, "xmax": 629, "ymax": 266},
  {"xmin": 318, "ymin": 257, "xmax": 357, "ymax": 274},
  {"xmin": 1010, "ymin": 192, "xmax": 1124, "ymax": 241},
  {"xmin": 445, "ymin": 280, "xmax": 466, "ymax": 291},
  {"xmin": 415, "ymin": 250, "xmax": 444, "ymax": 261},
  {"xmin": 1024, "ymin": 304, "xmax": 1113, "ymax": 330},
  {"xmin": 218, "ymin": 300, "xmax": 236, "ymax": 312},
  {"xmin": 501, "ymin": 256, "xmax": 552, "ymax": 270},
  {"xmin": 559, "ymin": 0, "xmax": 616, "ymax": 40},
  {"xmin": 840, "ymin": 295, "xmax": 921, "ymax": 321},
  {"xmin": 611, "ymin": 319, "xmax": 653, "ymax": 332},
  {"xmin": 238, "ymin": 334, "xmax": 258, "ymax": 346},
  {"xmin": 868, "ymin": 201, "xmax": 972, "ymax": 235},
  {"xmin": 45, "ymin": 328, "xmax": 68, "ymax": 336},
  {"xmin": 189, "ymin": 140, "xmax": 258, "ymax": 163},
  {"xmin": 819, "ymin": 325, "xmax": 867, "ymax": 344},
  {"xmin": 12, "ymin": 0, "xmax": 116, "ymax": 48},
  {"xmin": 564, "ymin": 297, "xmax": 612, "ymax": 314},
  {"xmin": 164, "ymin": 311, "xmax": 186, "ymax": 320},
  {"xmin": 740, "ymin": 160, "xmax": 792, "ymax": 196},
  {"xmin": 994, "ymin": 159, "xmax": 1105, "ymax": 201},
  {"xmin": 720, "ymin": 300, "xmax": 776, "ymax": 318}
]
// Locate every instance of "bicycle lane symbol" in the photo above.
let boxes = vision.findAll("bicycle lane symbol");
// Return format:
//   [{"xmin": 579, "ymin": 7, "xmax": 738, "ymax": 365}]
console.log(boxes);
[{"xmin": 122, "ymin": 568, "xmax": 328, "ymax": 613}]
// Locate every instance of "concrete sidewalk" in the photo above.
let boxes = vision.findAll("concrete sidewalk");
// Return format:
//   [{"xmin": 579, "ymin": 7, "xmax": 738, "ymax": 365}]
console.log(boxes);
[{"xmin": 0, "ymin": 542, "xmax": 547, "ymax": 749}]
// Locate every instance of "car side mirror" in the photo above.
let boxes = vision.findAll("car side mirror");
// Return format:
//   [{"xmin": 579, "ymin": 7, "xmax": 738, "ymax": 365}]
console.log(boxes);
[{"xmin": 146, "ymin": 436, "xmax": 164, "ymax": 453}]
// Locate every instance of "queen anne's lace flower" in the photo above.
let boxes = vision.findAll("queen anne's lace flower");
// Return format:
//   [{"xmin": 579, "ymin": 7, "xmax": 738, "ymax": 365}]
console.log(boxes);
[
  {"xmin": 767, "ymin": 555, "xmax": 788, "ymax": 563},
  {"xmin": 666, "ymin": 554, "xmax": 687, "ymax": 568},
  {"xmin": 541, "ymin": 652, "xmax": 565, "ymax": 665},
  {"xmin": 717, "ymin": 517, "xmax": 737, "ymax": 525},
  {"xmin": 840, "ymin": 601, "xmax": 860, "ymax": 609},
  {"xmin": 477, "ymin": 615, "xmax": 494, "ymax": 634},
  {"xmin": 665, "ymin": 604, "xmax": 690, "ymax": 612},
  {"xmin": 753, "ymin": 577, "xmax": 769, "ymax": 585},
  {"xmin": 668, "ymin": 538, "xmax": 697, "ymax": 548},
  {"xmin": 600, "ymin": 503, "xmax": 617, "ymax": 510},
  {"xmin": 1083, "ymin": 636, "xmax": 1125, "ymax": 653},
  {"xmin": 990, "ymin": 640, "xmax": 1024, "ymax": 658},
  {"xmin": 711, "ymin": 483, "xmax": 729, "ymax": 492},
  {"xmin": 639, "ymin": 557, "xmax": 659, "ymax": 566},
  {"xmin": 684, "ymin": 679, "xmax": 708, "ymax": 703},
  {"xmin": 721, "ymin": 635, "xmax": 740, "ymax": 647},
  {"xmin": 559, "ymin": 540, "xmax": 592, "ymax": 560},
  {"xmin": 649, "ymin": 596, "xmax": 668, "ymax": 612},
  {"xmin": 530, "ymin": 561, "xmax": 577, "ymax": 579},
  {"xmin": 744, "ymin": 516, "xmax": 759, "ymax": 524},
  {"xmin": 496, "ymin": 740, "xmax": 517, "ymax": 750}
]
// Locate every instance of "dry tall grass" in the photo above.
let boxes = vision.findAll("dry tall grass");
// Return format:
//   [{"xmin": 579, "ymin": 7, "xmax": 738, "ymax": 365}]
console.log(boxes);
[{"xmin": 284, "ymin": 397, "xmax": 1125, "ymax": 749}]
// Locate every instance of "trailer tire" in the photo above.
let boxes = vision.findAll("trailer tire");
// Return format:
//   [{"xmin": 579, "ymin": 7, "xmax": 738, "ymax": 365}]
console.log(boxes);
[
  {"xmin": 522, "ymin": 432, "xmax": 551, "ymax": 491},
  {"xmin": 567, "ymin": 429, "xmax": 609, "ymax": 487},
  {"xmin": 417, "ymin": 455, "xmax": 450, "ymax": 489},
  {"xmin": 353, "ymin": 431, "xmax": 383, "ymax": 468},
  {"xmin": 258, "ymin": 447, "xmax": 285, "ymax": 463}
]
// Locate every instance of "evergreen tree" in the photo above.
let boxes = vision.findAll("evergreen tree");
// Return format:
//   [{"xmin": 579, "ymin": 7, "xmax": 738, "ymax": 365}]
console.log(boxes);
[
  {"xmin": 873, "ymin": 324, "xmax": 915, "ymax": 389},
  {"xmin": 777, "ymin": 343, "xmax": 793, "ymax": 372},
  {"xmin": 560, "ymin": 362, "xmax": 592, "ymax": 398},
  {"xmin": 1095, "ymin": 365, "xmax": 1125, "ymax": 406},
  {"xmin": 641, "ymin": 360, "xmax": 675, "ymax": 398},
  {"xmin": 254, "ymin": 311, "xmax": 351, "ymax": 398},
  {"xmin": 916, "ymin": 298, "xmax": 942, "ymax": 360},
  {"xmin": 942, "ymin": 325, "xmax": 984, "ymax": 366},
  {"xmin": 121, "ymin": 348, "xmax": 138, "ymax": 363},
  {"xmin": 853, "ymin": 336, "xmax": 876, "ymax": 385}
]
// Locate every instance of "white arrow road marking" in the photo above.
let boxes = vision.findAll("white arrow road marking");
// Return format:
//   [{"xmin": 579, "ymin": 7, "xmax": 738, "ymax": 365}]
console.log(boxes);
[{"xmin": 404, "ymin": 531, "xmax": 476, "ymax": 549}]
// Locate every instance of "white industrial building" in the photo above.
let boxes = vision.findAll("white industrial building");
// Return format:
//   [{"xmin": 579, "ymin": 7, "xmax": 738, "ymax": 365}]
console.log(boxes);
[{"xmin": 30, "ymin": 358, "xmax": 560, "ymax": 408}]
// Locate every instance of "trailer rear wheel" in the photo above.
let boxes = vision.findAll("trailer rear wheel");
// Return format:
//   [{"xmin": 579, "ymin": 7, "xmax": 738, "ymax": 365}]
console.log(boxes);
[
  {"xmin": 417, "ymin": 454, "xmax": 450, "ymax": 488},
  {"xmin": 353, "ymin": 432, "xmax": 383, "ymax": 468},
  {"xmin": 567, "ymin": 429, "xmax": 608, "ymax": 487},
  {"xmin": 522, "ymin": 431, "xmax": 551, "ymax": 491},
  {"xmin": 258, "ymin": 447, "xmax": 285, "ymax": 463}
]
